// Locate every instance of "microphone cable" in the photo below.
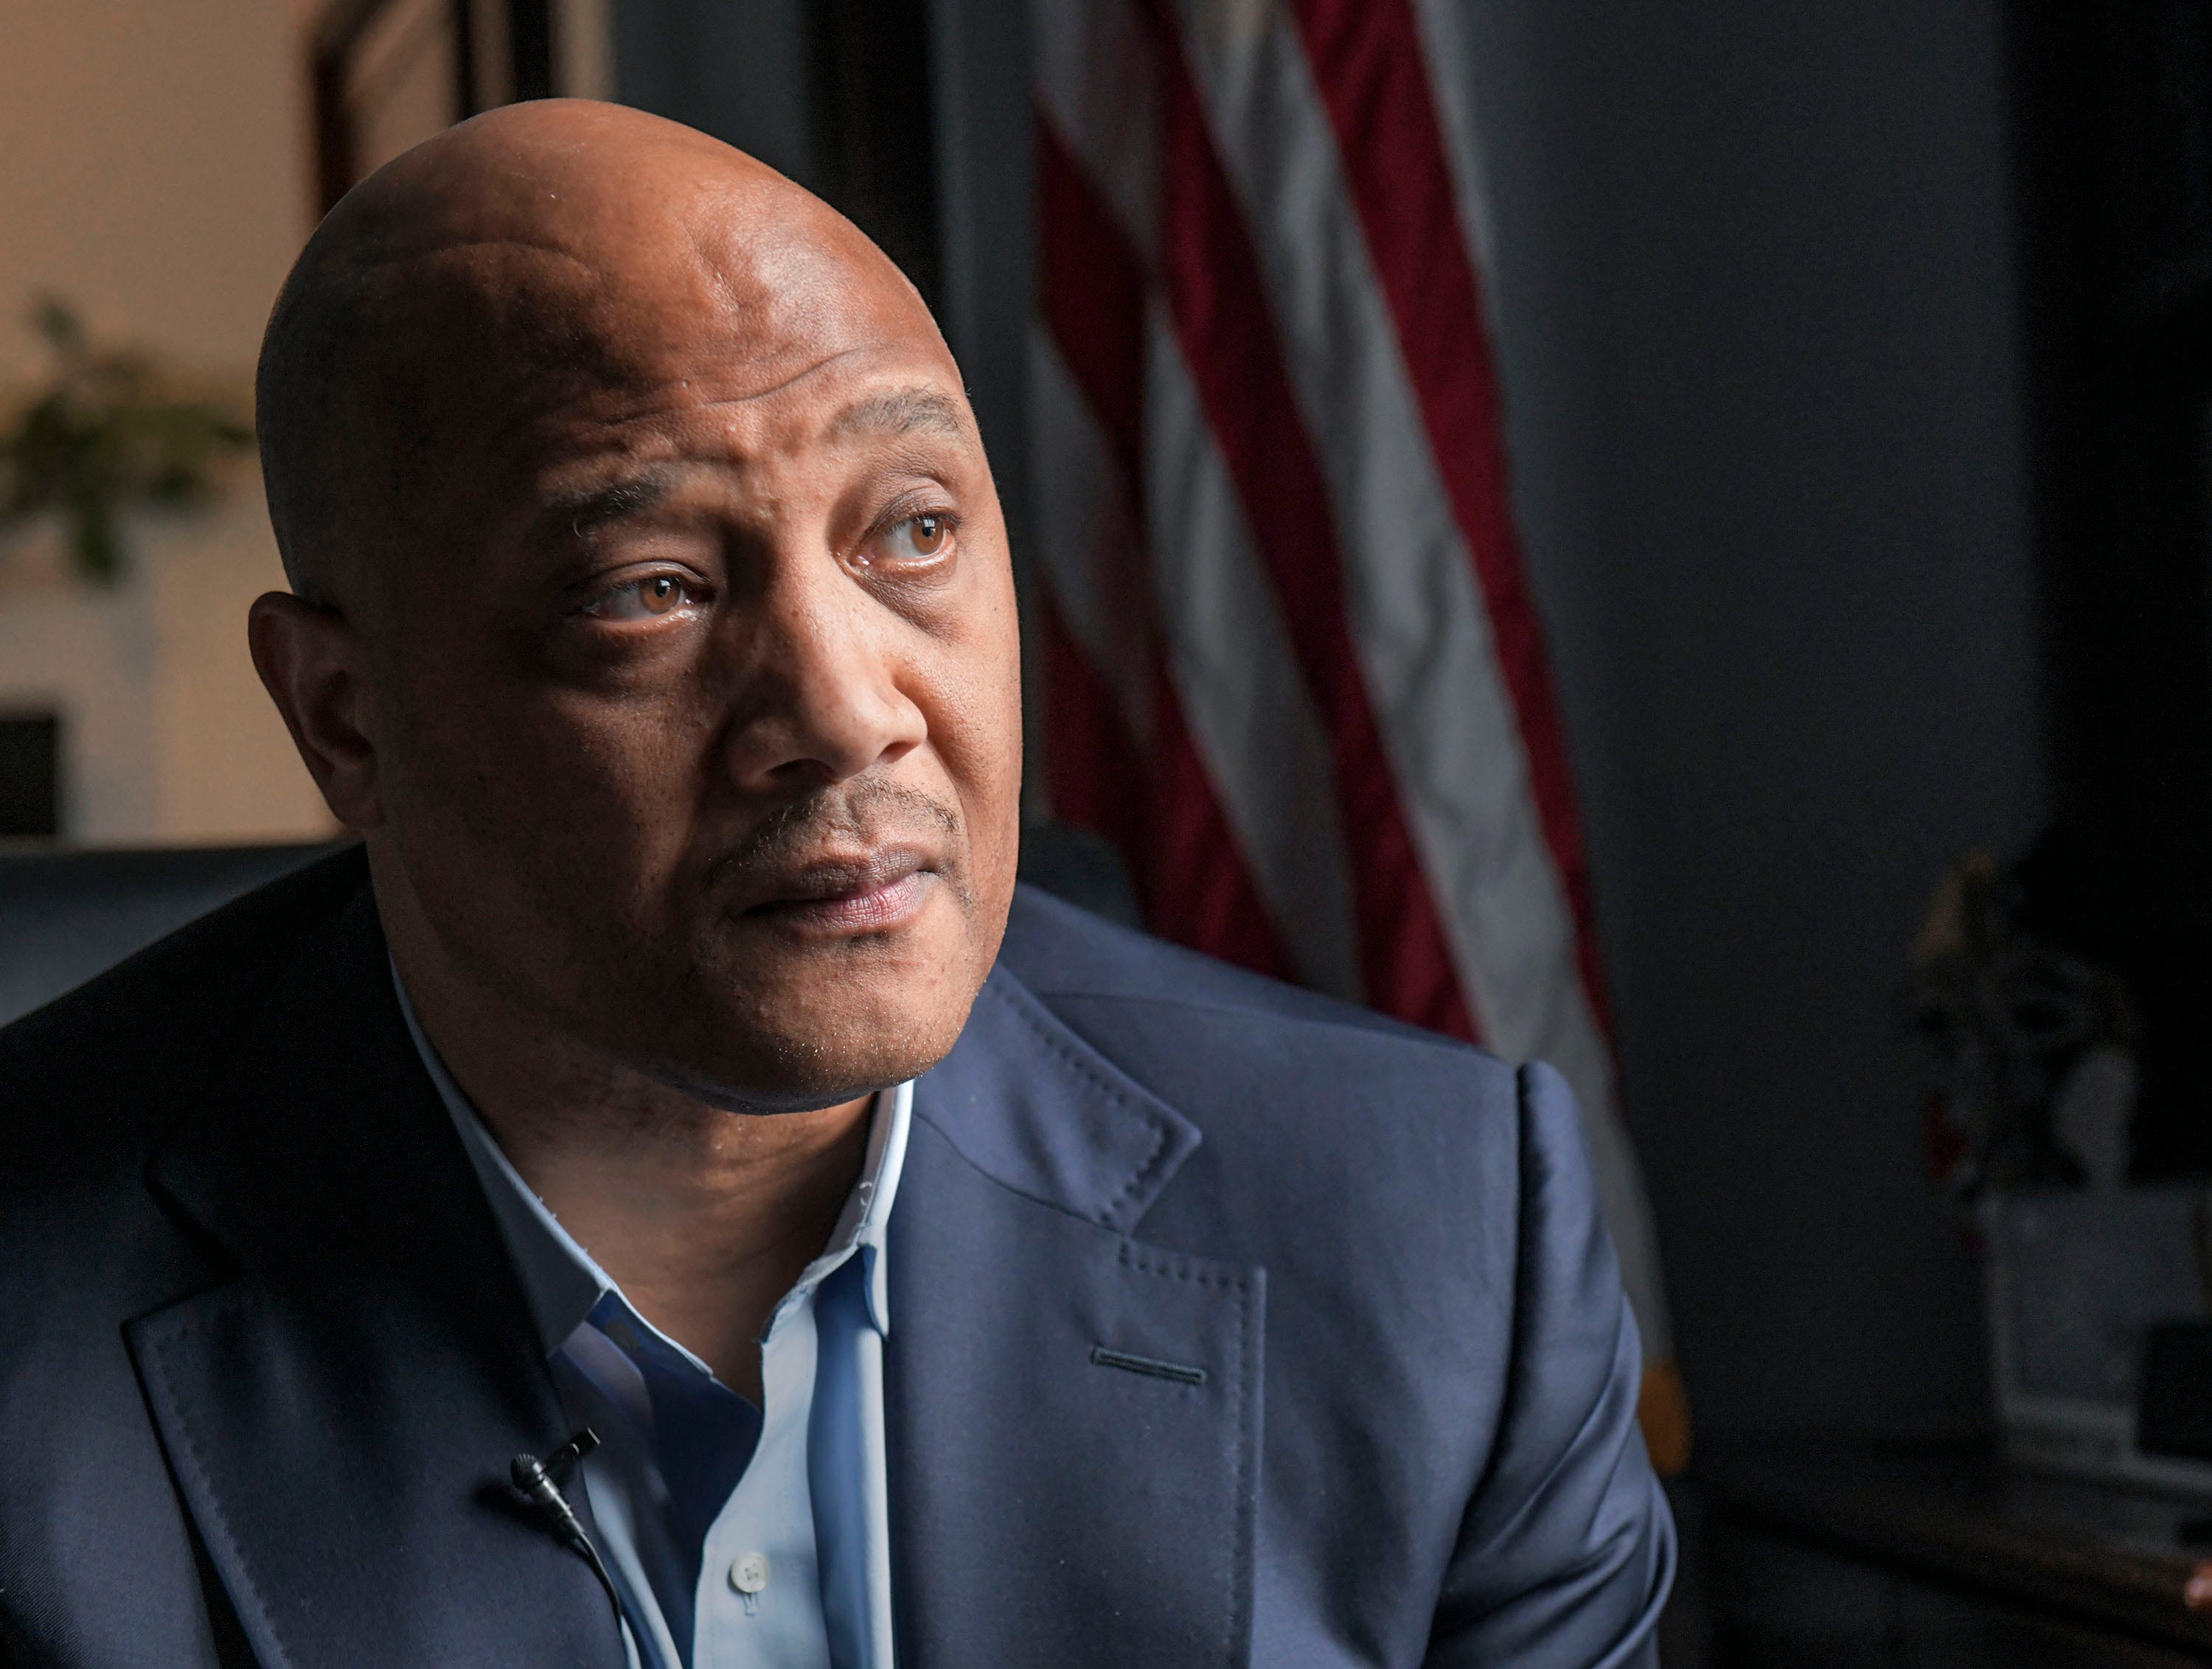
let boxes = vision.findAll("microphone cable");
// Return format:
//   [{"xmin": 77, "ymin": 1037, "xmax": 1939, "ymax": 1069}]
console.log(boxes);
[{"xmin": 511, "ymin": 1430, "xmax": 625, "ymax": 1627}]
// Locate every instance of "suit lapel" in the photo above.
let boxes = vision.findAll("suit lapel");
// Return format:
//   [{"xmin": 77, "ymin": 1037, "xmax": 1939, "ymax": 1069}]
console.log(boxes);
[
  {"xmin": 129, "ymin": 879, "xmax": 622, "ymax": 1669},
  {"xmin": 888, "ymin": 971, "xmax": 1265, "ymax": 1669},
  {"xmin": 128, "ymin": 871, "xmax": 1266, "ymax": 1667}
]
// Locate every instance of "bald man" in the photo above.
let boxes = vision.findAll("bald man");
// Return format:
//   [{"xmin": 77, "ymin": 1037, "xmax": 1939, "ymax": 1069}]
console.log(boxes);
[{"xmin": 0, "ymin": 103, "xmax": 1670, "ymax": 1668}]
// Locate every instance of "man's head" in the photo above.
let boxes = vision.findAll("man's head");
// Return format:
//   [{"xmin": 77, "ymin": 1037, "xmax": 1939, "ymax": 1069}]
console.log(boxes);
[{"xmin": 250, "ymin": 100, "xmax": 1021, "ymax": 1113}]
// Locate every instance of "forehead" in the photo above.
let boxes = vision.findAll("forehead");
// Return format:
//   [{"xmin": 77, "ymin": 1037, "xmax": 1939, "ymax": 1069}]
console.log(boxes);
[
  {"xmin": 517, "ymin": 344, "xmax": 976, "ymax": 518},
  {"xmin": 435, "ymin": 229, "xmax": 967, "ymax": 484}
]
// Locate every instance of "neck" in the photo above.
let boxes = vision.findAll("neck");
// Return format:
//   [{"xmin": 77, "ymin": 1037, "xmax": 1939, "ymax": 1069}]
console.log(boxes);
[
  {"xmin": 482, "ymin": 1081, "xmax": 874, "ymax": 1405},
  {"xmin": 378, "ymin": 874, "xmax": 874, "ymax": 1405}
]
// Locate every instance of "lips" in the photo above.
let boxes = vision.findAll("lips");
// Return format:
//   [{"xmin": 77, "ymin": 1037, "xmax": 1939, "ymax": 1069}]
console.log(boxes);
[{"xmin": 738, "ymin": 849, "xmax": 935, "ymax": 935}]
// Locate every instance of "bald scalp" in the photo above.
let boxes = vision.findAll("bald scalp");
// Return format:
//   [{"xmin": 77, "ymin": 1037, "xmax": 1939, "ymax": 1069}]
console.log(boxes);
[{"xmin": 256, "ymin": 100, "xmax": 929, "ymax": 612}]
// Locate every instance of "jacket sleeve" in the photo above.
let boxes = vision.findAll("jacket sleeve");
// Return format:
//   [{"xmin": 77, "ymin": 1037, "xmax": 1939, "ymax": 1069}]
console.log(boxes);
[{"xmin": 1425, "ymin": 1061, "xmax": 1675, "ymax": 1667}]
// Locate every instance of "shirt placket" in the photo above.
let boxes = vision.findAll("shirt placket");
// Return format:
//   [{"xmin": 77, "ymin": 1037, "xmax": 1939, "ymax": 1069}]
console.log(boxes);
[{"xmin": 691, "ymin": 1261, "xmax": 842, "ymax": 1668}]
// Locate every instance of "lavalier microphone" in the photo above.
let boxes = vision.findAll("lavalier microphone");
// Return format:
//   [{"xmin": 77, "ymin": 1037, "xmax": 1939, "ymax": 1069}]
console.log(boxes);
[{"xmin": 510, "ymin": 1429, "xmax": 625, "ymax": 1626}]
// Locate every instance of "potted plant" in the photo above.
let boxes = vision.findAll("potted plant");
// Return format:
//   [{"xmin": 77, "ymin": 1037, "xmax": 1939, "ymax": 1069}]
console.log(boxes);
[
  {"xmin": 0, "ymin": 298, "xmax": 254, "ymax": 583},
  {"xmin": 1910, "ymin": 851, "xmax": 2212, "ymax": 1491}
]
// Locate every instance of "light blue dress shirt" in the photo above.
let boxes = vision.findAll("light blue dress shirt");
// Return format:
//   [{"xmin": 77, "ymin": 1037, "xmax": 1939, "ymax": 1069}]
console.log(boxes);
[{"xmin": 394, "ymin": 972, "xmax": 907, "ymax": 1669}]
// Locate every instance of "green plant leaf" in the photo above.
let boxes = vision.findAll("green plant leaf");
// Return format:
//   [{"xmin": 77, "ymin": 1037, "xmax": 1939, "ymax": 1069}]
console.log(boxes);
[
  {"xmin": 0, "ymin": 298, "xmax": 254, "ymax": 579},
  {"xmin": 69, "ymin": 499, "xmax": 121, "ymax": 583},
  {"xmin": 32, "ymin": 296, "xmax": 85, "ymax": 358}
]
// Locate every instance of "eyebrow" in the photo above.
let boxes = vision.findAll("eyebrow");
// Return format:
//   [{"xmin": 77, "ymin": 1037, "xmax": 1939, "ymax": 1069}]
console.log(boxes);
[
  {"xmin": 824, "ymin": 388, "xmax": 971, "ymax": 445},
  {"xmin": 540, "ymin": 469, "xmax": 679, "ymax": 540}
]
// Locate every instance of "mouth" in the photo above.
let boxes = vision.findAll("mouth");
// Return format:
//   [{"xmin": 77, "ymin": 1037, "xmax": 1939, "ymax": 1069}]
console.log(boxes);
[{"xmin": 738, "ymin": 849, "xmax": 936, "ymax": 937}]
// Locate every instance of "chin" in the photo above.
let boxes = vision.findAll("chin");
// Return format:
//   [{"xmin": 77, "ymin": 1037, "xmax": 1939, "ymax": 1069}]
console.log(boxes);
[
  {"xmin": 674, "ymin": 1019, "xmax": 963, "ymax": 1114},
  {"xmin": 652, "ymin": 937, "xmax": 985, "ymax": 1112}
]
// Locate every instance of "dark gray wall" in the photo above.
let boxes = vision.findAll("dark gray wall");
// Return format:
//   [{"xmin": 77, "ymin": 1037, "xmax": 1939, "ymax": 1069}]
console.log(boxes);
[
  {"xmin": 1433, "ymin": 1, "xmax": 2043, "ymax": 1438},
  {"xmin": 613, "ymin": 0, "xmax": 818, "ymax": 187}
]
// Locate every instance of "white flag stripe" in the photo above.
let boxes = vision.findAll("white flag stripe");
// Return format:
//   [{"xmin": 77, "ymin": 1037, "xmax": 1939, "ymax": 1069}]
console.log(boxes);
[
  {"xmin": 1401, "ymin": 0, "xmax": 1504, "ymax": 299},
  {"xmin": 1141, "ymin": 305, "xmax": 1366, "ymax": 1000},
  {"xmin": 1035, "ymin": 3, "xmax": 1363, "ymax": 990},
  {"xmin": 1164, "ymin": 0, "xmax": 1672, "ymax": 1355},
  {"xmin": 1166, "ymin": 0, "xmax": 1591, "ymax": 1070},
  {"xmin": 1032, "ymin": 0, "xmax": 1161, "ymax": 273},
  {"xmin": 1550, "ymin": 1001, "xmax": 1673, "ymax": 1359},
  {"xmin": 1030, "ymin": 0, "xmax": 1673, "ymax": 1361},
  {"xmin": 1025, "ymin": 324, "xmax": 1155, "ymax": 743},
  {"xmin": 1033, "ymin": 81, "xmax": 1365, "ymax": 1003}
]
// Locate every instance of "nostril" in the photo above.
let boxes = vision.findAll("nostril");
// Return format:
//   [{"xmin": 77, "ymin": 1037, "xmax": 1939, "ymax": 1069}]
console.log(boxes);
[{"xmin": 768, "ymin": 756, "xmax": 838, "ymax": 787}]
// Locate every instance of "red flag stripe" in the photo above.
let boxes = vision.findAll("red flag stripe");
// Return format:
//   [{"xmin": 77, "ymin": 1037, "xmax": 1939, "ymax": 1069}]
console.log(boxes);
[
  {"xmin": 1037, "ymin": 118, "xmax": 1147, "ymax": 483},
  {"xmin": 1138, "ymin": 317, "xmax": 1368, "ymax": 1000},
  {"xmin": 1034, "ymin": 129, "xmax": 1298, "ymax": 986},
  {"xmin": 1035, "ymin": 116, "xmax": 1157, "ymax": 704},
  {"xmin": 1288, "ymin": 0, "xmax": 1612, "ymax": 1032},
  {"xmin": 1147, "ymin": 659, "xmax": 1298, "ymax": 982},
  {"xmin": 1032, "ymin": 0, "xmax": 1680, "ymax": 1377},
  {"xmin": 1037, "ymin": 585, "xmax": 1149, "ymax": 859},
  {"xmin": 1142, "ymin": 1, "xmax": 1475, "ymax": 1039},
  {"xmin": 1036, "ymin": 478, "xmax": 1295, "ymax": 986},
  {"xmin": 1038, "ymin": 111, "xmax": 1366, "ymax": 997}
]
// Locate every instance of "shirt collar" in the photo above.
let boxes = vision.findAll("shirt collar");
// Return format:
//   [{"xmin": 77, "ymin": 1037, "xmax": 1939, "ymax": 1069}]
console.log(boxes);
[{"xmin": 392, "ymin": 961, "xmax": 911, "ymax": 1359}]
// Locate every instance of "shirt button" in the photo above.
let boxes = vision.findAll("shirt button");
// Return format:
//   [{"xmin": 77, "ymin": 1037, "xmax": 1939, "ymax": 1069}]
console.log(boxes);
[{"xmin": 730, "ymin": 1552, "xmax": 771, "ymax": 1595}]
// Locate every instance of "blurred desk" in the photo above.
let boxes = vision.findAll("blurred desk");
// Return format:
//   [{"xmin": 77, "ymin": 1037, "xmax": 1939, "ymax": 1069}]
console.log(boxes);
[{"xmin": 1699, "ymin": 1440, "xmax": 2212, "ymax": 1666}]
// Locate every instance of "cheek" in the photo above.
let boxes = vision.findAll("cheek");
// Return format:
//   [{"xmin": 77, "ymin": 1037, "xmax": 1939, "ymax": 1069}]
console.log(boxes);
[
  {"xmin": 919, "ymin": 583, "xmax": 1024, "ymax": 905},
  {"xmin": 518, "ymin": 693, "xmax": 712, "ymax": 867},
  {"xmin": 386, "ymin": 644, "xmax": 708, "ymax": 902}
]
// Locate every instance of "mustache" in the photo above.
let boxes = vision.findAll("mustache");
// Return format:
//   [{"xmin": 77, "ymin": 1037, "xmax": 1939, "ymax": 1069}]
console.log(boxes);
[{"xmin": 706, "ymin": 777, "xmax": 964, "ymax": 891}]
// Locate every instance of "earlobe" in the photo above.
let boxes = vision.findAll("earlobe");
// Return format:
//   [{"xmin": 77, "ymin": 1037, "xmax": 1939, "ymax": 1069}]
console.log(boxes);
[{"xmin": 247, "ymin": 591, "xmax": 386, "ymax": 831}]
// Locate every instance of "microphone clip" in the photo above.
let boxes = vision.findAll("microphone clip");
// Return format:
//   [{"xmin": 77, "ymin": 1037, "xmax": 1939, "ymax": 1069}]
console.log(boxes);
[
  {"xmin": 511, "ymin": 1429, "xmax": 624, "ymax": 1626},
  {"xmin": 512, "ymin": 1427, "xmax": 600, "ymax": 1499}
]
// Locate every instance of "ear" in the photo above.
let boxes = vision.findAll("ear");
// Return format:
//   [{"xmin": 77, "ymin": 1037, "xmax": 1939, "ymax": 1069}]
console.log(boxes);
[{"xmin": 248, "ymin": 591, "xmax": 386, "ymax": 831}]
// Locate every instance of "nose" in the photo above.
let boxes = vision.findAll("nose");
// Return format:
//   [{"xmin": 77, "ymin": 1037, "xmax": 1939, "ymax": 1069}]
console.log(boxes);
[{"xmin": 720, "ymin": 557, "xmax": 928, "ymax": 792}]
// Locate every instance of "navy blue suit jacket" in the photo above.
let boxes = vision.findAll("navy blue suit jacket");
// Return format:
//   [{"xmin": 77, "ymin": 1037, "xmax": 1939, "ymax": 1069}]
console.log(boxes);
[{"xmin": 0, "ymin": 848, "xmax": 1670, "ymax": 1666}]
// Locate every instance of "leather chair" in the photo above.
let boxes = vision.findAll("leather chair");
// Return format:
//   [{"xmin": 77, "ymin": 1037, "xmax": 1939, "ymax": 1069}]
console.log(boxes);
[{"xmin": 0, "ymin": 842, "xmax": 336, "ymax": 1028}]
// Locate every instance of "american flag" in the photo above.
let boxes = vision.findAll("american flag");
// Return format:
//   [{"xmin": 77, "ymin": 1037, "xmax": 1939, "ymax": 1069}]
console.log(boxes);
[{"xmin": 1029, "ymin": 0, "xmax": 1686, "ymax": 1465}]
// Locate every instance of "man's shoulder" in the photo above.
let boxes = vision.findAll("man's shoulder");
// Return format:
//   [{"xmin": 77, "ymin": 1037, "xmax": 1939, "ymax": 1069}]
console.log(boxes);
[
  {"xmin": 1001, "ymin": 882, "xmax": 1510, "ymax": 1082},
  {"xmin": 0, "ymin": 845, "xmax": 375, "ymax": 1421},
  {"xmin": 0, "ymin": 845, "xmax": 372, "ymax": 1191},
  {"xmin": 996, "ymin": 884, "xmax": 1521, "ymax": 1160}
]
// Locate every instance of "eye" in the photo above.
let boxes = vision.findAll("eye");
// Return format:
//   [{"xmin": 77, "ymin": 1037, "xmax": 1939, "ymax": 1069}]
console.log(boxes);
[
  {"xmin": 584, "ymin": 573, "xmax": 702, "ymax": 621},
  {"xmin": 873, "ymin": 512, "xmax": 954, "ymax": 564}
]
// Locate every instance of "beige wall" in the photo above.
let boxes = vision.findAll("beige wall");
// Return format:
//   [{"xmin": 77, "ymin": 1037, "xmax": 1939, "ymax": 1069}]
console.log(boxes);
[
  {"xmin": 0, "ymin": 0, "xmax": 619, "ymax": 843},
  {"xmin": 0, "ymin": 0, "xmax": 331, "ymax": 842}
]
